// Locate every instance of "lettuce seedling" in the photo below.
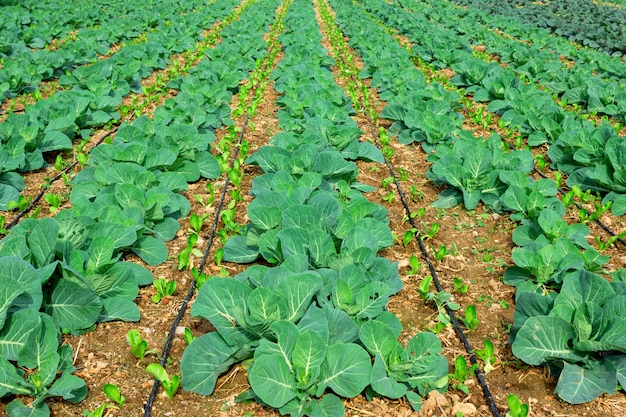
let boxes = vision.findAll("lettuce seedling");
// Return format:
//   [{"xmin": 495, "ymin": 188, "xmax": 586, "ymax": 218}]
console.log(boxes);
[{"xmin": 146, "ymin": 364, "xmax": 180, "ymax": 399}]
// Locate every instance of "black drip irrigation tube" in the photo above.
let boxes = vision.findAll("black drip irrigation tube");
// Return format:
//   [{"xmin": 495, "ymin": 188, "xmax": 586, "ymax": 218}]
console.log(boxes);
[
  {"xmin": 319, "ymin": 4, "xmax": 501, "ymax": 412},
  {"xmin": 359, "ymin": 101, "xmax": 503, "ymax": 417},
  {"xmin": 498, "ymin": 135, "xmax": 626, "ymax": 249},
  {"xmin": 4, "ymin": 126, "xmax": 119, "ymax": 231},
  {"xmin": 533, "ymin": 166, "xmax": 626, "ymax": 249},
  {"xmin": 142, "ymin": 8, "xmax": 288, "ymax": 412},
  {"xmin": 0, "ymin": 108, "xmax": 26, "ymax": 116},
  {"xmin": 141, "ymin": 112, "xmax": 250, "ymax": 417}
]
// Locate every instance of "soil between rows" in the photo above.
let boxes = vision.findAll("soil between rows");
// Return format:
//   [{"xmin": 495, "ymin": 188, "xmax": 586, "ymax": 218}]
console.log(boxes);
[{"xmin": 2, "ymin": 0, "xmax": 626, "ymax": 416}]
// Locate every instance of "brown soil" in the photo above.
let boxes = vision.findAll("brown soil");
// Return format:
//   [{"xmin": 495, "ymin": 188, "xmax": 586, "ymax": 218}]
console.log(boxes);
[{"xmin": 2, "ymin": 0, "xmax": 626, "ymax": 417}]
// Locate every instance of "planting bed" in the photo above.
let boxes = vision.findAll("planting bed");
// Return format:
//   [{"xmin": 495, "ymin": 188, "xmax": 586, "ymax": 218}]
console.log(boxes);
[{"xmin": 1, "ymin": 0, "xmax": 626, "ymax": 416}]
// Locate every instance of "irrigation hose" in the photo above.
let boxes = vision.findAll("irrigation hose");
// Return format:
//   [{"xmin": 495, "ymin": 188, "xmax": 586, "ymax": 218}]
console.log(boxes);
[
  {"xmin": 359, "ymin": 98, "xmax": 502, "ymax": 417},
  {"xmin": 143, "ymin": 11, "xmax": 288, "ymax": 413},
  {"xmin": 141, "ymin": 110, "xmax": 251, "ymax": 416},
  {"xmin": 320, "ymin": 4, "xmax": 502, "ymax": 412},
  {"xmin": 4, "ymin": 126, "xmax": 119, "ymax": 231}
]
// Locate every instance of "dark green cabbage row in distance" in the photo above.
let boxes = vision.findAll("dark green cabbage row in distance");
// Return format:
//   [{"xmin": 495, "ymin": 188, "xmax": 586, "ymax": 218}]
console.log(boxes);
[{"xmin": 449, "ymin": 0, "xmax": 626, "ymax": 56}]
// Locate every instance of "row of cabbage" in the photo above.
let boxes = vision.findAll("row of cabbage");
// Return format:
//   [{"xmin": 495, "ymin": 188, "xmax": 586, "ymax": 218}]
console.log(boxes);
[
  {"xmin": 0, "ymin": 0, "xmax": 149, "ymax": 51},
  {"xmin": 393, "ymin": 0, "xmax": 626, "ymax": 121},
  {"xmin": 0, "ymin": 0, "xmax": 280, "ymax": 415},
  {"xmin": 406, "ymin": 0, "xmax": 626, "ymax": 81},
  {"xmin": 179, "ymin": 1, "xmax": 449, "ymax": 415},
  {"xmin": 0, "ymin": 0, "xmax": 211, "ymax": 98},
  {"xmin": 0, "ymin": 0, "xmax": 240, "ymax": 211},
  {"xmin": 333, "ymin": 0, "xmax": 626, "ymax": 405},
  {"xmin": 367, "ymin": 0, "xmax": 626, "ymax": 122},
  {"xmin": 451, "ymin": 0, "xmax": 626, "ymax": 56},
  {"xmin": 358, "ymin": 0, "xmax": 626, "ymax": 214}
]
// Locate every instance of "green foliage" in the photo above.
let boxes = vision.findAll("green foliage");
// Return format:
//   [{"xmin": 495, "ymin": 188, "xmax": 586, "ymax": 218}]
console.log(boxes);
[
  {"xmin": 146, "ymin": 364, "xmax": 180, "ymax": 399},
  {"xmin": 433, "ymin": 244, "xmax": 449, "ymax": 262},
  {"xmin": 449, "ymin": 355, "xmax": 478, "ymax": 395},
  {"xmin": 183, "ymin": 328, "xmax": 196, "ymax": 346},
  {"xmin": 426, "ymin": 134, "xmax": 534, "ymax": 211},
  {"xmin": 453, "ymin": 277, "xmax": 468, "ymax": 294},
  {"xmin": 179, "ymin": 2, "xmax": 448, "ymax": 416},
  {"xmin": 360, "ymin": 318, "xmax": 448, "ymax": 409},
  {"xmin": 461, "ymin": 305, "xmax": 479, "ymax": 331},
  {"xmin": 0, "ymin": 311, "xmax": 87, "ymax": 417},
  {"xmin": 152, "ymin": 278, "xmax": 176, "ymax": 303},
  {"xmin": 103, "ymin": 384, "xmax": 125, "ymax": 407},
  {"xmin": 506, "ymin": 394, "xmax": 529, "ymax": 417},
  {"xmin": 475, "ymin": 339, "xmax": 497, "ymax": 374},
  {"xmin": 127, "ymin": 329, "xmax": 157, "ymax": 360},
  {"xmin": 406, "ymin": 255, "xmax": 422, "ymax": 275},
  {"xmin": 511, "ymin": 271, "xmax": 626, "ymax": 404}
]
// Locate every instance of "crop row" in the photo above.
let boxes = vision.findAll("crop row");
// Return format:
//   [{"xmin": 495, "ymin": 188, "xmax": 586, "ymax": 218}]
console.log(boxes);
[
  {"xmin": 0, "ymin": 0, "xmax": 285, "ymax": 414},
  {"xmin": 179, "ymin": 1, "xmax": 451, "ymax": 416},
  {"xmin": 0, "ymin": 0, "xmax": 153, "ymax": 51},
  {"xmin": 391, "ymin": 0, "xmax": 626, "ymax": 123},
  {"xmin": 358, "ymin": 0, "xmax": 626, "ymax": 214},
  {"xmin": 450, "ymin": 0, "xmax": 626, "ymax": 56},
  {"xmin": 0, "ymin": 0, "xmax": 212, "ymax": 99},
  {"xmin": 0, "ymin": 0, "xmax": 242, "ymax": 212},
  {"xmin": 410, "ymin": 0, "xmax": 626, "ymax": 81},
  {"xmin": 333, "ymin": 0, "xmax": 626, "ymax": 404},
  {"xmin": 366, "ymin": 0, "xmax": 626, "ymax": 127}
]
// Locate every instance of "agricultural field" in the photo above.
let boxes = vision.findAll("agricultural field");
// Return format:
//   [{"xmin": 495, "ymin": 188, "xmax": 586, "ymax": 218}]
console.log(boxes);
[{"xmin": 1, "ymin": 0, "xmax": 626, "ymax": 416}]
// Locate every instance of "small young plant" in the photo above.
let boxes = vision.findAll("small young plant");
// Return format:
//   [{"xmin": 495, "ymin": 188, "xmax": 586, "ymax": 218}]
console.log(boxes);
[
  {"xmin": 127, "ymin": 329, "xmax": 158, "ymax": 360},
  {"xmin": 381, "ymin": 190, "xmax": 394, "ymax": 203},
  {"xmin": 228, "ymin": 167, "xmax": 242, "ymax": 187},
  {"xmin": 103, "ymin": 384, "xmax": 125, "ymax": 407},
  {"xmin": 44, "ymin": 193, "xmax": 63, "ymax": 213},
  {"xmin": 595, "ymin": 230, "xmax": 626, "ymax": 251},
  {"xmin": 76, "ymin": 151, "xmax": 89, "ymax": 166},
  {"xmin": 434, "ymin": 244, "xmax": 449, "ymax": 262},
  {"xmin": 146, "ymin": 364, "xmax": 180, "ymax": 399},
  {"xmin": 406, "ymin": 255, "xmax": 422, "ymax": 275},
  {"xmin": 534, "ymin": 154, "xmax": 548, "ymax": 171},
  {"xmin": 183, "ymin": 328, "xmax": 196, "ymax": 345},
  {"xmin": 409, "ymin": 185, "xmax": 424, "ymax": 202},
  {"xmin": 417, "ymin": 275, "xmax": 433, "ymax": 300},
  {"xmin": 475, "ymin": 338, "xmax": 498, "ymax": 374},
  {"xmin": 0, "ymin": 215, "xmax": 7, "ymax": 235},
  {"xmin": 189, "ymin": 213, "xmax": 210, "ymax": 234},
  {"xmin": 461, "ymin": 305, "xmax": 479, "ymax": 331},
  {"xmin": 453, "ymin": 277, "xmax": 468, "ymax": 294},
  {"xmin": 424, "ymin": 290, "xmax": 461, "ymax": 333},
  {"xmin": 414, "ymin": 207, "xmax": 426, "ymax": 219},
  {"xmin": 505, "ymin": 394, "xmax": 529, "ymax": 417},
  {"xmin": 449, "ymin": 355, "xmax": 478, "ymax": 395},
  {"xmin": 381, "ymin": 176, "xmax": 394, "ymax": 189},
  {"xmin": 214, "ymin": 247, "xmax": 224, "ymax": 266},
  {"xmin": 152, "ymin": 278, "xmax": 176, "ymax": 303},
  {"xmin": 191, "ymin": 267, "xmax": 210, "ymax": 290},
  {"xmin": 8, "ymin": 195, "xmax": 31, "ymax": 211},
  {"xmin": 178, "ymin": 233, "xmax": 203, "ymax": 270},
  {"xmin": 82, "ymin": 404, "xmax": 116, "ymax": 417},
  {"xmin": 54, "ymin": 154, "xmax": 64, "ymax": 171},
  {"xmin": 402, "ymin": 228, "xmax": 417, "ymax": 247},
  {"xmin": 423, "ymin": 222, "xmax": 440, "ymax": 241}
]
